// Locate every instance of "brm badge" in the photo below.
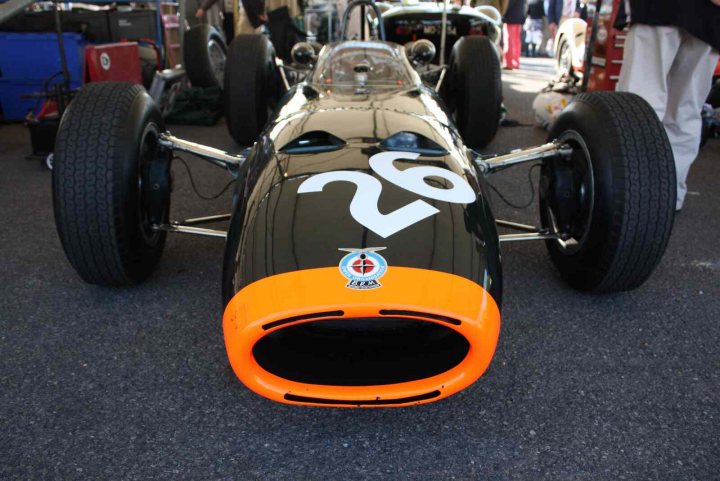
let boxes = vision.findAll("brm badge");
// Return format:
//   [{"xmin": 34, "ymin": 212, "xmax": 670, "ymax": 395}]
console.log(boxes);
[{"xmin": 338, "ymin": 247, "xmax": 388, "ymax": 290}]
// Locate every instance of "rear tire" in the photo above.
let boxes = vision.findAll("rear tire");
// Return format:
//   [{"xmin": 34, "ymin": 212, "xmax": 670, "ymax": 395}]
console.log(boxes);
[
  {"xmin": 442, "ymin": 36, "xmax": 502, "ymax": 149},
  {"xmin": 707, "ymin": 80, "xmax": 720, "ymax": 108},
  {"xmin": 540, "ymin": 92, "xmax": 676, "ymax": 292},
  {"xmin": 224, "ymin": 34, "xmax": 278, "ymax": 145},
  {"xmin": 701, "ymin": 80, "xmax": 719, "ymax": 147},
  {"xmin": 184, "ymin": 24, "xmax": 227, "ymax": 88},
  {"xmin": 53, "ymin": 83, "xmax": 171, "ymax": 286}
]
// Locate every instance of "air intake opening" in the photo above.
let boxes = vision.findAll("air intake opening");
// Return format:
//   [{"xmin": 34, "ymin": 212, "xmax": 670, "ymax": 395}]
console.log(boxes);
[
  {"xmin": 252, "ymin": 317, "xmax": 470, "ymax": 386},
  {"xmin": 284, "ymin": 390, "xmax": 441, "ymax": 406},
  {"xmin": 279, "ymin": 130, "xmax": 346, "ymax": 154}
]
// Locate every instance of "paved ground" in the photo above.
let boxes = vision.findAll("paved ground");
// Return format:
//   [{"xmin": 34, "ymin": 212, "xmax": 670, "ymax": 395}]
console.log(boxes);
[{"xmin": 1, "ymin": 57, "xmax": 719, "ymax": 480}]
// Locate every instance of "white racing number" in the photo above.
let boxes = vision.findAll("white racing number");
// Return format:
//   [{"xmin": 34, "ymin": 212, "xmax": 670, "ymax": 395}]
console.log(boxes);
[
  {"xmin": 297, "ymin": 151, "xmax": 475, "ymax": 238},
  {"xmin": 369, "ymin": 152, "xmax": 475, "ymax": 204}
]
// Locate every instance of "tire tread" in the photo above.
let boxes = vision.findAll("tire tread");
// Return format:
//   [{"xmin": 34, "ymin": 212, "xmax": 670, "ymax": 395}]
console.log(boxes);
[
  {"xmin": 53, "ymin": 82, "xmax": 161, "ymax": 286},
  {"xmin": 546, "ymin": 91, "xmax": 675, "ymax": 292}
]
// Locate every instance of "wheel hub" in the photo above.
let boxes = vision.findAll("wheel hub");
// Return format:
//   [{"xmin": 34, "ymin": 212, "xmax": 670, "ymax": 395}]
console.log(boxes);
[{"xmin": 540, "ymin": 130, "xmax": 594, "ymax": 253}]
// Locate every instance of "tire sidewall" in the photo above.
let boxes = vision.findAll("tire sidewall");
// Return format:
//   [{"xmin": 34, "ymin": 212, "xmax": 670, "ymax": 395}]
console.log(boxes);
[
  {"xmin": 542, "ymin": 100, "xmax": 620, "ymax": 288},
  {"xmin": 225, "ymin": 35, "xmax": 276, "ymax": 145},
  {"xmin": 184, "ymin": 24, "xmax": 227, "ymax": 88},
  {"xmin": 118, "ymin": 91, "xmax": 170, "ymax": 281},
  {"xmin": 446, "ymin": 36, "xmax": 502, "ymax": 148}
]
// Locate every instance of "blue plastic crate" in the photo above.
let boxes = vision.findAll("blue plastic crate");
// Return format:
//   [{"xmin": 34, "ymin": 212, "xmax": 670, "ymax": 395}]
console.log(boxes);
[
  {"xmin": 0, "ymin": 32, "xmax": 85, "ymax": 83},
  {"xmin": 0, "ymin": 78, "xmax": 81, "ymax": 121}
]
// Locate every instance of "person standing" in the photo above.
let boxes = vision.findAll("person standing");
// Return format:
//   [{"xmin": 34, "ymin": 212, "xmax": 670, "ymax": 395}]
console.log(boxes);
[
  {"xmin": 232, "ymin": 0, "xmax": 268, "ymax": 34},
  {"xmin": 524, "ymin": 0, "xmax": 545, "ymax": 57},
  {"xmin": 576, "ymin": 0, "xmax": 587, "ymax": 20},
  {"xmin": 615, "ymin": 0, "xmax": 720, "ymax": 211},
  {"xmin": 503, "ymin": 0, "xmax": 526, "ymax": 69},
  {"xmin": 195, "ymin": 0, "xmax": 236, "ymax": 40},
  {"xmin": 538, "ymin": 0, "xmax": 554, "ymax": 56},
  {"xmin": 546, "ymin": 0, "xmax": 573, "ymax": 39}
]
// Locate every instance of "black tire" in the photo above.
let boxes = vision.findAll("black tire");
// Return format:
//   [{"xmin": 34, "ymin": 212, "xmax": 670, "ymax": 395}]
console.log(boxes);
[
  {"xmin": 540, "ymin": 92, "xmax": 676, "ymax": 292},
  {"xmin": 700, "ymin": 80, "xmax": 719, "ymax": 147},
  {"xmin": 53, "ymin": 83, "xmax": 172, "ymax": 286},
  {"xmin": 184, "ymin": 24, "xmax": 227, "ymax": 88},
  {"xmin": 700, "ymin": 112, "xmax": 713, "ymax": 148},
  {"xmin": 442, "ymin": 36, "xmax": 502, "ymax": 149},
  {"xmin": 224, "ymin": 34, "xmax": 278, "ymax": 145},
  {"xmin": 707, "ymin": 80, "xmax": 720, "ymax": 108}
]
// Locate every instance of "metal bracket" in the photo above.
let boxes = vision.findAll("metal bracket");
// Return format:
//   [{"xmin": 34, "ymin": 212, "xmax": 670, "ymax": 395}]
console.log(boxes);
[{"xmin": 475, "ymin": 142, "xmax": 573, "ymax": 175}]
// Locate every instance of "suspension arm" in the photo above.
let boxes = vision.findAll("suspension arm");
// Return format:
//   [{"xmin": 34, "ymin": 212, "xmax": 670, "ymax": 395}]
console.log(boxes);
[
  {"xmin": 159, "ymin": 133, "xmax": 248, "ymax": 171},
  {"xmin": 151, "ymin": 214, "xmax": 232, "ymax": 239},
  {"xmin": 475, "ymin": 141, "xmax": 572, "ymax": 175}
]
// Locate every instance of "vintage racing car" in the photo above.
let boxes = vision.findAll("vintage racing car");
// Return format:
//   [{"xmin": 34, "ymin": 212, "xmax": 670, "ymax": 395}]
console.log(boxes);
[
  {"xmin": 379, "ymin": 0, "xmax": 502, "ymax": 63},
  {"xmin": 52, "ymin": 0, "xmax": 676, "ymax": 407}
]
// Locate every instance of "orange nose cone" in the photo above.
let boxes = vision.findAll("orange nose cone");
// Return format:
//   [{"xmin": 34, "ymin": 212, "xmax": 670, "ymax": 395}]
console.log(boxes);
[{"xmin": 223, "ymin": 267, "xmax": 501, "ymax": 407}]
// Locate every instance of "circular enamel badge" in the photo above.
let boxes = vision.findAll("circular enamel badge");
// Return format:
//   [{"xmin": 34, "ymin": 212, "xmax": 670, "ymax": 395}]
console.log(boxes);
[
  {"xmin": 100, "ymin": 52, "xmax": 111, "ymax": 71},
  {"xmin": 338, "ymin": 247, "xmax": 388, "ymax": 290}
]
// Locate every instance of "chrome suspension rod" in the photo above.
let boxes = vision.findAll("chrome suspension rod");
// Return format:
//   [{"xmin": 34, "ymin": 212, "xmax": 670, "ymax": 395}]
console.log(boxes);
[
  {"xmin": 495, "ymin": 219, "xmax": 542, "ymax": 233},
  {"xmin": 276, "ymin": 58, "xmax": 291, "ymax": 91},
  {"xmin": 151, "ymin": 213, "xmax": 232, "ymax": 238},
  {"xmin": 499, "ymin": 233, "xmax": 561, "ymax": 243},
  {"xmin": 159, "ymin": 133, "xmax": 247, "ymax": 170},
  {"xmin": 476, "ymin": 142, "xmax": 572, "ymax": 174},
  {"xmin": 181, "ymin": 213, "xmax": 232, "ymax": 225},
  {"xmin": 152, "ymin": 223, "xmax": 227, "ymax": 238}
]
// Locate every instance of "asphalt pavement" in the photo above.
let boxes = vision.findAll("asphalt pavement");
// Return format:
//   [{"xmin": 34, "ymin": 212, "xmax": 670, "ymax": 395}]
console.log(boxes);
[{"xmin": 1, "ymin": 57, "xmax": 719, "ymax": 480}]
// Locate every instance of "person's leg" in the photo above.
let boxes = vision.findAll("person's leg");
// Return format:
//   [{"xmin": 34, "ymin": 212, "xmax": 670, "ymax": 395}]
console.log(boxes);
[
  {"xmin": 516, "ymin": 25, "xmax": 522, "ymax": 64},
  {"xmin": 235, "ymin": 5, "xmax": 255, "ymax": 34},
  {"xmin": 663, "ymin": 33, "xmax": 718, "ymax": 209},
  {"xmin": 222, "ymin": 12, "xmax": 235, "ymax": 41},
  {"xmin": 532, "ymin": 29, "xmax": 542, "ymax": 56},
  {"xmin": 616, "ymin": 24, "xmax": 682, "ymax": 132},
  {"xmin": 502, "ymin": 23, "xmax": 510, "ymax": 68},
  {"xmin": 540, "ymin": 17, "xmax": 550, "ymax": 56},
  {"xmin": 509, "ymin": 24, "xmax": 521, "ymax": 68}
]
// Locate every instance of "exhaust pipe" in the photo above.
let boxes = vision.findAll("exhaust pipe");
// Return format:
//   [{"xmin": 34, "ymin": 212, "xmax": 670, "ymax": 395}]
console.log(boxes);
[{"xmin": 223, "ymin": 266, "xmax": 500, "ymax": 407}]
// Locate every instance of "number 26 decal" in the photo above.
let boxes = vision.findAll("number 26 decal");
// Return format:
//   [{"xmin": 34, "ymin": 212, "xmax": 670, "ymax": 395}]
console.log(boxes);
[{"xmin": 297, "ymin": 151, "xmax": 475, "ymax": 238}]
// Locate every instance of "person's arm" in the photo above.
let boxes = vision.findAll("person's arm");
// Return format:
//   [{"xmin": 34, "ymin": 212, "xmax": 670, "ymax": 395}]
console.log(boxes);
[
  {"xmin": 195, "ymin": 0, "xmax": 220, "ymax": 17},
  {"xmin": 547, "ymin": 0, "xmax": 562, "ymax": 35}
]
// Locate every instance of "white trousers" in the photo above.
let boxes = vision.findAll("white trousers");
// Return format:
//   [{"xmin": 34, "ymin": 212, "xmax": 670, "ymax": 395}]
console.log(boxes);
[
  {"xmin": 235, "ymin": 3, "xmax": 263, "ymax": 34},
  {"xmin": 616, "ymin": 25, "xmax": 719, "ymax": 209}
]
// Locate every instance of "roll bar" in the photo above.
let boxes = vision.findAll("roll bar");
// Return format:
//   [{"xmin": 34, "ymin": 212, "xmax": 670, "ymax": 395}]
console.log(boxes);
[{"xmin": 341, "ymin": 0, "xmax": 386, "ymax": 41}]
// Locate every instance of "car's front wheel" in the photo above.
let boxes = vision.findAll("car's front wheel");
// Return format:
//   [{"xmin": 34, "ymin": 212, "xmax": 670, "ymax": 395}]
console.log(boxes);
[
  {"xmin": 540, "ymin": 92, "xmax": 676, "ymax": 292},
  {"xmin": 53, "ymin": 83, "xmax": 171, "ymax": 286}
]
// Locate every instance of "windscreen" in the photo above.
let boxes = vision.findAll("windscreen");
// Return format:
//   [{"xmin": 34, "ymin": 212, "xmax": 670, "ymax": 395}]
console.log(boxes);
[{"xmin": 312, "ymin": 41, "xmax": 414, "ymax": 93}]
